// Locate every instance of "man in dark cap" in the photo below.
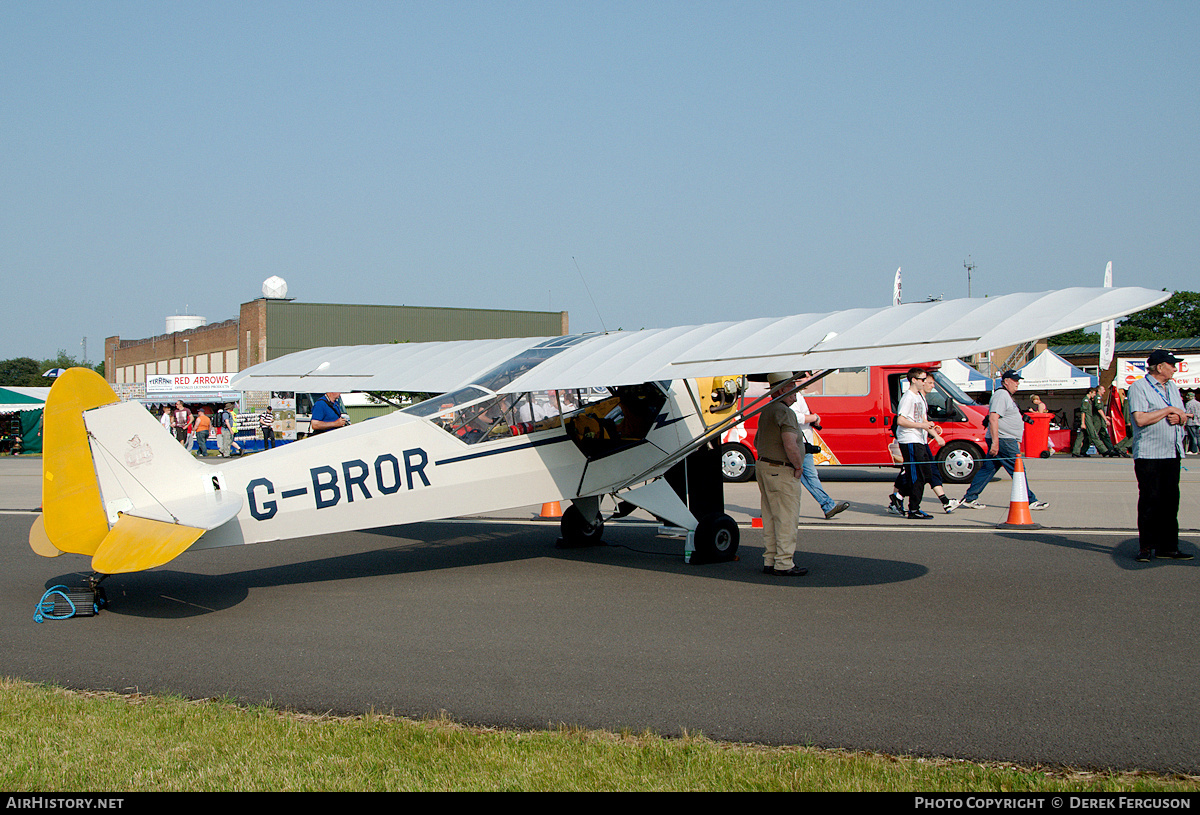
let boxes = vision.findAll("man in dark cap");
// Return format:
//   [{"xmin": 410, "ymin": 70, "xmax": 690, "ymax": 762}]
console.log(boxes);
[
  {"xmin": 957, "ymin": 370, "xmax": 1048, "ymax": 510},
  {"xmin": 1128, "ymin": 350, "xmax": 1191, "ymax": 562}
]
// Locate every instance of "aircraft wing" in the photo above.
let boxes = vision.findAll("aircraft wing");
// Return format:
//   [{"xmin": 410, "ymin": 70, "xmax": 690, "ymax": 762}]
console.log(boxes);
[
  {"xmin": 229, "ymin": 335, "xmax": 554, "ymax": 393},
  {"xmin": 231, "ymin": 287, "xmax": 1170, "ymax": 394}
]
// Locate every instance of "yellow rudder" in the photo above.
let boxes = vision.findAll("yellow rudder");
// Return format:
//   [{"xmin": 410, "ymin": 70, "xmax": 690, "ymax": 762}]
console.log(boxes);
[{"xmin": 40, "ymin": 368, "xmax": 120, "ymax": 556}]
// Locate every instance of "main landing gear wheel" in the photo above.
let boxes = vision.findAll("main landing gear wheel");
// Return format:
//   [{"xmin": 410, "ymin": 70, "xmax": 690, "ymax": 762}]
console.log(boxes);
[
  {"xmin": 557, "ymin": 504, "xmax": 605, "ymax": 548},
  {"xmin": 692, "ymin": 513, "xmax": 740, "ymax": 563}
]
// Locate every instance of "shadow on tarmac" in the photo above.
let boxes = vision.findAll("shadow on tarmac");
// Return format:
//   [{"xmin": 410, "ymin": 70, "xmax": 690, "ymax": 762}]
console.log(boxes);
[
  {"xmin": 42, "ymin": 521, "xmax": 929, "ymax": 619},
  {"xmin": 995, "ymin": 532, "xmax": 1197, "ymax": 570}
]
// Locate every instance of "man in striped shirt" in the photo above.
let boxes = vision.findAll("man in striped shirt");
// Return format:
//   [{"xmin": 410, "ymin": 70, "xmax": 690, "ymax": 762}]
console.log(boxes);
[{"xmin": 1128, "ymin": 350, "xmax": 1191, "ymax": 562}]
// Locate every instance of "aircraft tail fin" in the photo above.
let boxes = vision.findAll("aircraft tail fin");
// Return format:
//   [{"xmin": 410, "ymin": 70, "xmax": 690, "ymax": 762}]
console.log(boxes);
[
  {"xmin": 37, "ymin": 368, "xmax": 120, "ymax": 558},
  {"xmin": 33, "ymin": 368, "xmax": 242, "ymax": 574}
]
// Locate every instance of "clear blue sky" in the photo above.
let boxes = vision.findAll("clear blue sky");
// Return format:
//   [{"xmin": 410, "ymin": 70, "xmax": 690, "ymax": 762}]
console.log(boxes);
[{"xmin": 2, "ymin": 1, "xmax": 1197, "ymax": 361}]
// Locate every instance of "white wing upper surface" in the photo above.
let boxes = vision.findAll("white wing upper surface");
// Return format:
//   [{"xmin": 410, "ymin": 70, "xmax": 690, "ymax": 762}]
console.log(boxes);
[
  {"xmin": 230, "ymin": 287, "xmax": 1170, "ymax": 394},
  {"xmin": 229, "ymin": 335, "xmax": 553, "ymax": 394}
]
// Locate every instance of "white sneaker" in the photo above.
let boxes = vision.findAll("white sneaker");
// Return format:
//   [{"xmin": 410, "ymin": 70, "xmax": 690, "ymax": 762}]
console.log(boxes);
[
  {"xmin": 1029, "ymin": 501, "xmax": 1049, "ymax": 510},
  {"xmin": 943, "ymin": 499, "xmax": 959, "ymax": 514},
  {"xmin": 957, "ymin": 498, "xmax": 986, "ymax": 509}
]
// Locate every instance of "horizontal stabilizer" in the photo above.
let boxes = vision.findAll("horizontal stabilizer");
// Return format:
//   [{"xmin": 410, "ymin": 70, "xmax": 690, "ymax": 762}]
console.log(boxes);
[
  {"xmin": 126, "ymin": 489, "xmax": 244, "ymax": 530},
  {"xmin": 91, "ymin": 515, "xmax": 205, "ymax": 575}
]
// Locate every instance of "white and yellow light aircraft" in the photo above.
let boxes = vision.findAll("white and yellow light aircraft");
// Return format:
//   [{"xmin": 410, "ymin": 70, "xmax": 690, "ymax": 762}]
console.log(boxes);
[{"xmin": 30, "ymin": 287, "xmax": 1168, "ymax": 595}]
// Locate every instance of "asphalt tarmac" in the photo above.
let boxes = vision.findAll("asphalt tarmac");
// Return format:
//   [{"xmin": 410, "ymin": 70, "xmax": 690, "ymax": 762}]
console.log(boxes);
[{"xmin": 2, "ymin": 455, "xmax": 1198, "ymax": 773}]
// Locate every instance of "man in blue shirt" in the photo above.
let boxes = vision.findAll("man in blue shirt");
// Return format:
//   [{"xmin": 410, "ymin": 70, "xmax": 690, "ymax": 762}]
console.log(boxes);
[
  {"xmin": 1128, "ymin": 350, "xmax": 1191, "ymax": 562},
  {"xmin": 310, "ymin": 392, "xmax": 349, "ymax": 436}
]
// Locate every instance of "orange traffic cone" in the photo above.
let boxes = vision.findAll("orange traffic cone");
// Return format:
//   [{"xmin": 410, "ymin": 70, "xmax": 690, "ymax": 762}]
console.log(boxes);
[
  {"xmin": 539, "ymin": 501, "xmax": 562, "ymax": 518},
  {"xmin": 996, "ymin": 454, "xmax": 1041, "ymax": 529}
]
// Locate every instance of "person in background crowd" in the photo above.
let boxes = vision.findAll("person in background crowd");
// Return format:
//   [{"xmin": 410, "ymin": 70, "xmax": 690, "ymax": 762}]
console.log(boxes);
[
  {"xmin": 890, "ymin": 367, "xmax": 958, "ymax": 519},
  {"xmin": 1095, "ymin": 384, "xmax": 1121, "ymax": 456},
  {"xmin": 1072, "ymin": 386, "xmax": 1115, "ymax": 457},
  {"xmin": 958, "ymin": 370, "xmax": 1048, "ymax": 511},
  {"xmin": 310, "ymin": 392, "xmax": 350, "ymax": 435},
  {"xmin": 217, "ymin": 404, "xmax": 235, "ymax": 457},
  {"xmin": 791, "ymin": 372, "xmax": 850, "ymax": 520},
  {"xmin": 1184, "ymin": 390, "xmax": 1200, "ymax": 455},
  {"xmin": 160, "ymin": 406, "xmax": 172, "ymax": 434},
  {"xmin": 171, "ymin": 400, "xmax": 190, "ymax": 446},
  {"xmin": 192, "ymin": 408, "xmax": 211, "ymax": 457},
  {"xmin": 1129, "ymin": 350, "xmax": 1191, "ymax": 562},
  {"xmin": 259, "ymin": 406, "xmax": 276, "ymax": 450},
  {"xmin": 1029, "ymin": 394, "xmax": 1050, "ymax": 413}
]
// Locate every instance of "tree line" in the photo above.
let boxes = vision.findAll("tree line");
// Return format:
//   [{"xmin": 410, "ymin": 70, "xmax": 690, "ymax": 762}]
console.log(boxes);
[
  {"xmin": 1049, "ymin": 290, "xmax": 1199, "ymax": 346},
  {"xmin": 0, "ymin": 352, "xmax": 104, "ymax": 387}
]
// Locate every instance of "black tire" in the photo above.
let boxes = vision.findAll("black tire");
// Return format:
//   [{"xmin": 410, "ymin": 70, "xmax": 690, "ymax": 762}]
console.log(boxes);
[
  {"xmin": 719, "ymin": 442, "xmax": 755, "ymax": 482},
  {"xmin": 693, "ymin": 513, "xmax": 740, "ymax": 561},
  {"xmin": 936, "ymin": 440, "xmax": 982, "ymax": 484},
  {"xmin": 559, "ymin": 504, "xmax": 605, "ymax": 548}
]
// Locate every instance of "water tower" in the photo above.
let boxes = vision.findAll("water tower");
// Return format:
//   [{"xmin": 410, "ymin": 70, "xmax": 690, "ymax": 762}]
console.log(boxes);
[{"xmin": 166, "ymin": 313, "xmax": 206, "ymax": 334}]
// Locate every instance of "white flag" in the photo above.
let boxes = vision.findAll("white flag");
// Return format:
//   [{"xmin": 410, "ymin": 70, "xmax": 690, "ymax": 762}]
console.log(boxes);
[
  {"xmin": 1099, "ymin": 261, "xmax": 1115, "ymax": 370},
  {"xmin": 892, "ymin": 267, "xmax": 902, "ymax": 306}
]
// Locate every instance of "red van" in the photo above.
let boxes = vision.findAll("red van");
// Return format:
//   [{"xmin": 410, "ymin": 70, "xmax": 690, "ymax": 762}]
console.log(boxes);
[{"xmin": 719, "ymin": 364, "xmax": 989, "ymax": 485}]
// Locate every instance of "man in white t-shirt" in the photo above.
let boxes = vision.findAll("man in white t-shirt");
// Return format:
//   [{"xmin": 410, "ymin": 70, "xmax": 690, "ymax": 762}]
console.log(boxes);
[{"xmin": 889, "ymin": 368, "xmax": 957, "ymax": 518}]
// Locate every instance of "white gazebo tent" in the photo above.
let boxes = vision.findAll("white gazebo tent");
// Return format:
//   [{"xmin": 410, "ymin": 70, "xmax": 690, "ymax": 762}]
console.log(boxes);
[
  {"xmin": 939, "ymin": 358, "xmax": 993, "ymax": 393},
  {"xmin": 1011, "ymin": 349, "xmax": 1097, "ymax": 391}
]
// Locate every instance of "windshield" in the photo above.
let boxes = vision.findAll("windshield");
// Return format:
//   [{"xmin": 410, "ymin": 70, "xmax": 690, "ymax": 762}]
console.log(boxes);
[
  {"xmin": 403, "ymin": 386, "xmax": 490, "ymax": 418},
  {"xmin": 931, "ymin": 370, "xmax": 979, "ymax": 406}
]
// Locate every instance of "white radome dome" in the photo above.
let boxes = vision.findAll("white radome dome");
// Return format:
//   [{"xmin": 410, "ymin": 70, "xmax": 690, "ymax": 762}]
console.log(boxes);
[{"xmin": 262, "ymin": 276, "xmax": 288, "ymax": 299}]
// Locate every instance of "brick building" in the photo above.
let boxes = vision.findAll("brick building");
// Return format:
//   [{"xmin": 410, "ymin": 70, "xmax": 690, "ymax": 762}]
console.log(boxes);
[{"xmin": 105, "ymin": 297, "xmax": 569, "ymax": 405}]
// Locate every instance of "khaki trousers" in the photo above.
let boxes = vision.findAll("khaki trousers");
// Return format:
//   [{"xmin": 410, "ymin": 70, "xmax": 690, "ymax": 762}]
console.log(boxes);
[{"xmin": 757, "ymin": 461, "xmax": 802, "ymax": 570}]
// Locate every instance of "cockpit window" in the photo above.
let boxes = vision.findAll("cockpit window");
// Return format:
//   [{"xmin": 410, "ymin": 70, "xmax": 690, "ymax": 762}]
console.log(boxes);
[
  {"xmin": 403, "ymin": 386, "xmax": 489, "ymax": 418},
  {"xmin": 563, "ymin": 383, "xmax": 667, "ymax": 460},
  {"xmin": 405, "ymin": 387, "xmax": 575, "ymax": 445},
  {"xmin": 401, "ymin": 337, "xmax": 614, "ymax": 445}
]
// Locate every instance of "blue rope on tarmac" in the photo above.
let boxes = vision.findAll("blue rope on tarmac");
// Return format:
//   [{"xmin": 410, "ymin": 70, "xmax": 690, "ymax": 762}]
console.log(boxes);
[{"xmin": 33, "ymin": 585, "xmax": 75, "ymax": 623}]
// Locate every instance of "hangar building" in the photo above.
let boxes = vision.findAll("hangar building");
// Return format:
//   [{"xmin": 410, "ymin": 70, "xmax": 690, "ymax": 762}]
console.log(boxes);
[{"xmin": 105, "ymin": 297, "xmax": 569, "ymax": 392}]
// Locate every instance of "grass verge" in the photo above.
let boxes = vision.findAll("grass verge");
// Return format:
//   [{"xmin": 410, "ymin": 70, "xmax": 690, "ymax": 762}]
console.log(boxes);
[{"xmin": 2, "ymin": 678, "xmax": 1197, "ymax": 792}]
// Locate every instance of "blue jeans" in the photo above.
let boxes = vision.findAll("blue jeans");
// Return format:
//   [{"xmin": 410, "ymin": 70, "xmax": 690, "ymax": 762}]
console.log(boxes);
[
  {"xmin": 1186, "ymin": 425, "xmax": 1200, "ymax": 454},
  {"xmin": 800, "ymin": 453, "xmax": 835, "ymax": 513},
  {"xmin": 963, "ymin": 437, "xmax": 1037, "ymax": 503}
]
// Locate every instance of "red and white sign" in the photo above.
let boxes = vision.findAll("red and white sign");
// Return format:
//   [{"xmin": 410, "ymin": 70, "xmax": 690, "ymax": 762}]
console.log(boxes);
[
  {"xmin": 1118, "ymin": 355, "xmax": 1199, "ymax": 390},
  {"xmin": 146, "ymin": 373, "xmax": 233, "ymax": 393}
]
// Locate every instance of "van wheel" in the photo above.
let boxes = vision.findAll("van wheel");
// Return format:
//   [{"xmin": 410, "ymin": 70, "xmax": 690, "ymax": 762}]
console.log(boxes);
[
  {"xmin": 720, "ymin": 442, "xmax": 755, "ymax": 482},
  {"xmin": 693, "ymin": 513, "xmax": 740, "ymax": 562},
  {"xmin": 937, "ymin": 441, "xmax": 980, "ymax": 484}
]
